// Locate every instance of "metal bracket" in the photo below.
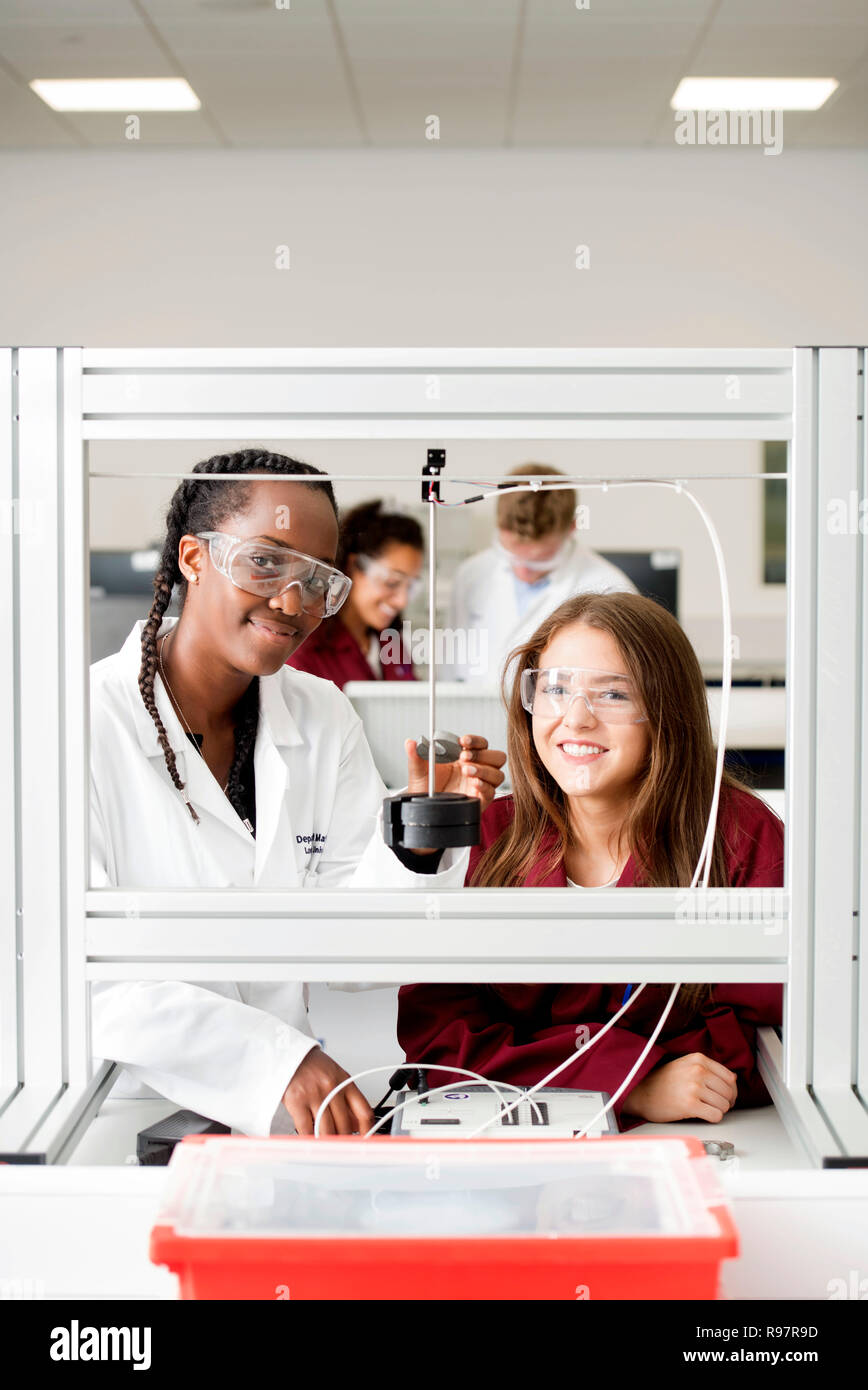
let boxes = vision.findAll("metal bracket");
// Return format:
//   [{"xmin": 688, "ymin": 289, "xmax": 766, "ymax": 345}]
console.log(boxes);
[{"xmin": 422, "ymin": 446, "xmax": 445, "ymax": 502}]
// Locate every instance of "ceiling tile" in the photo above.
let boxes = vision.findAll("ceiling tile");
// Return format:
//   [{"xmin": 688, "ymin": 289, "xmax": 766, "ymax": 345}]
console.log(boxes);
[
  {"xmin": 0, "ymin": 64, "xmax": 79, "ymax": 144},
  {"xmin": 58, "ymin": 109, "xmax": 220, "ymax": 143},
  {"xmin": 0, "ymin": 0, "xmax": 865, "ymax": 147}
]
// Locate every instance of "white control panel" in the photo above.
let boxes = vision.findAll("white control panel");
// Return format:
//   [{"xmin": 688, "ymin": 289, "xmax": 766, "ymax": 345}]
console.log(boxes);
[{"xmin": 390, "ymin": 1084, "xmax": 618, "ymax": 1139}]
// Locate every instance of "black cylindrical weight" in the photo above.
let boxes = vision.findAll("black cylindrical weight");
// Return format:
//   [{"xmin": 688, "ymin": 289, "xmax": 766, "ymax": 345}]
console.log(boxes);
[{"xmin": 383, "ymin": 792, "xmax": 481, "ymax": 850}]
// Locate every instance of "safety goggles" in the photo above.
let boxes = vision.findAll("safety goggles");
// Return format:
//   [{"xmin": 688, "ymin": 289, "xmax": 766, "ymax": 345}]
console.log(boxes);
[
  {"xmin": 494, "ymin": 535, "xmax": 570, "ymax": 574},
  {"xmin": 520, "ymin": 666, "xmax": 647, "ymax": 724},
  {"xmin": 196, "ymin": 532, "xmax": 352, "ymax": 617},
  {"xmin": 355, "ymin": 554, "xmax": 423, "ymax": 602}
]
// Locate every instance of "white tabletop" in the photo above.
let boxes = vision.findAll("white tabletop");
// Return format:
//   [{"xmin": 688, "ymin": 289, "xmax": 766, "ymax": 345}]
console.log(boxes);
[
  {"xmin": 66, "ymin": 1092, "xmax": 809, "ymax": 1171},
  {"xmin": 2, "ymin": 1156, "xmax": 865, "ymax": 1302},
  {"xmin": 2, "ymin": 1095, "xmax": 860, "ymax": 1301}
]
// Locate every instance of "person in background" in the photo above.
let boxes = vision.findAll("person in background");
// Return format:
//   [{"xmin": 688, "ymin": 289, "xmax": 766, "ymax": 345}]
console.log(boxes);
[
  {"xmin": 288, "ymin": 499, "xmax": 422, "ymax": 690},
  {"xmin": 446, "ymin": 463, "xmax": 637, "ymax": 682},
  {"xmin": 398, "ymin": 591, "xmax": 783, "ymax": 1131}
]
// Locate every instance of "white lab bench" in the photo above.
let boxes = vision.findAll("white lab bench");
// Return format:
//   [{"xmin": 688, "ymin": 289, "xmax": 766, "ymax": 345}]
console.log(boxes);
[
  {"xmin": 10, "ymin": 982, "xmax": 862, "ymax": 1303},
  {"xmin": 3, "ymin": 1095, "xmax": 865, "ymax": 1302}
]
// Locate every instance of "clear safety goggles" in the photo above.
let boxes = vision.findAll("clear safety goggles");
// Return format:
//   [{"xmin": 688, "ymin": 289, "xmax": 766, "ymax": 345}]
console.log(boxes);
[
  {"xmin": 196, "ymin": 531, "xmax": 352, "ymax": 617},
  {"xmin": 520, "ymin": 666, "xmax": 647, "ymax": 724},
  {"xmin": 494, "ymin": 535, "xmax": 570, "ymax": 574},
  {"xmin": 355, "ymin": 554, "xmax": 423, "ymax": 602}
]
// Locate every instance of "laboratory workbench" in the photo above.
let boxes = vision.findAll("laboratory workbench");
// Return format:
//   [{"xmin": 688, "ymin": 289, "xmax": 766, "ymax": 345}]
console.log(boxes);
[
  {"xmin": 65, "ymin": 1095, "xmax": 807, "ymax": 1171},
  {"xmin": 1, "ymin": 1098, "xmax": 865, "ymax": 1302},
  {"xmin": 2, "ymin": 1160, "xmax": 865, "ymax": 1302}
]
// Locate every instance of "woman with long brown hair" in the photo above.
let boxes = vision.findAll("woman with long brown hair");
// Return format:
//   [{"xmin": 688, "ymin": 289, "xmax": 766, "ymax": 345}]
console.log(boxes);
[{"xmin": 398, "ymin": 591, "xmax": 783, "ymax": 1128}]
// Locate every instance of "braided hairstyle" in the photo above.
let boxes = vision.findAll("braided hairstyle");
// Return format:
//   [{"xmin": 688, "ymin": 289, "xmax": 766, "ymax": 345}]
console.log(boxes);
[{"xmin": 139, "ymin": 449, "xmax": 338, "ymax": 825}]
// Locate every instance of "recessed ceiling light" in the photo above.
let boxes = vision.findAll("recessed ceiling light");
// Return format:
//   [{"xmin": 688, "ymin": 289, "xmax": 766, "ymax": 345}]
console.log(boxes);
[
  {"xmin": 29, "ymin": 78, "xmax": 201, "ymax": 112},
  {"xmin": 671, "ymin": 78, "xmax": 838, "ymax": 112}
]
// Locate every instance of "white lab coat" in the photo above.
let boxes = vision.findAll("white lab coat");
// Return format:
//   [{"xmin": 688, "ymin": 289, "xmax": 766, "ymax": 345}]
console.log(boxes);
[
  {"xmin": 90, "ymin": 617, "xmax": 470, "ymax": 1137},
  {"xmin": 446, "ymin": 536, "xmax": 637, "ymax": 683}
]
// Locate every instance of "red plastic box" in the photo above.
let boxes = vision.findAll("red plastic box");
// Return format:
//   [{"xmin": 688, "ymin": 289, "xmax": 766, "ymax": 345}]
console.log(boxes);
[{"xmin": 150, "ymin": 1133, "xmax": 738, "ymax": 1301}]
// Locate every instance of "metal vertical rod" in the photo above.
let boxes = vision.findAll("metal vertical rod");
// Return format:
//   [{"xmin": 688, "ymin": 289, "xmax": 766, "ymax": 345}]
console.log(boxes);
[
  {"xmin": 18, "ymin": 349, "xmax": 64, "ymax": 1091},
  {"xmin": 0, "ymin": 349, "xmax": 66, "ymax": 1154},
  {"xmin": 0, "ymin": 349, "xmax": 17, "ymax": 1108},
  {"xmin": 786, "ymin": 346, "xmax": 868, "ymax": 1157},
  {"xmin": 812, "ymin": 350, "xmax": 860, "ymax": 1099},
  {"xmin": 61, "ymin": 349, "xmax": 89, "ymax": 1086},
  {"xmin": 859, "ymin": 349, "xmax": 868, "ymax": 1100},
  {"xmin": 786, "ymin": 349, "xmax": 817, "ymax": 1098},
  {"xmin": 427, "ymin": 485, "xmax": 436, "ymax": 797}
]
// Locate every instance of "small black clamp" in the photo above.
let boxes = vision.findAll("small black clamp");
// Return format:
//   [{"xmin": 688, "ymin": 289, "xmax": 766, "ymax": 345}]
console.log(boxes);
[{"xmin": 423, "ymin": 447, "xmax": 445, "ymax": 503}]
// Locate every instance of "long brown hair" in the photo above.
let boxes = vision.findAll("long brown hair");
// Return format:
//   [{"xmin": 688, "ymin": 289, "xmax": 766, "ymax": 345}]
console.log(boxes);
[{"xmin": 471, "ymin": 591, "xmax": 752, "ymax": 1012}]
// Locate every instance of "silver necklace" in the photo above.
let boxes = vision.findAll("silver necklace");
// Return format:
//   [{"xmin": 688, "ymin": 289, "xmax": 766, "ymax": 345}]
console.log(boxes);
[
  {"xmin": 158, "ymin": 630, "xmax": 229, "ymax": 793},
  {"xmin": 157, "ymin": 629, "xmax": 255, "ymax": 835}
]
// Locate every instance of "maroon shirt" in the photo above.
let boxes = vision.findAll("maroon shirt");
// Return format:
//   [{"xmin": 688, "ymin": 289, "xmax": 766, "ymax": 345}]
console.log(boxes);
[
  {"xmin": 287, "ymin": 618, "xmax": 415, "ymax": 691},
  {"xmin": 398, "ymin": 786, "xmax": 784, "ymax": 1129}
]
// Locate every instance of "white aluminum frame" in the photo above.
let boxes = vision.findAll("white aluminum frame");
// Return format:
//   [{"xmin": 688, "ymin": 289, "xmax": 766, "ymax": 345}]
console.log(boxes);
[
  {"xmin": 0, "ymin": 347, "xmax": 864, "ymax": 1165},
  {"xmin": 782, "ymin": 347, "xmax": 867, "ymax": 1162}
]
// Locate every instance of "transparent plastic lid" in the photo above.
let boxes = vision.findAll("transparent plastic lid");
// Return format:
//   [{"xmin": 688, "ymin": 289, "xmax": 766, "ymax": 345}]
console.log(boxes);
[{"xmin": 156, "ymin": 1138, "xmax": 725, "ymax": 1241}]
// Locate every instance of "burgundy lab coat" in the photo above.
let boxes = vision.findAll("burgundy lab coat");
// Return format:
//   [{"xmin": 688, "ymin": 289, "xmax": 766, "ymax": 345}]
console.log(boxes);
[
  {"xmin": 287, "ymin": 618, "xmax": 415, "ymax": 691},
  {"xmin": 397, "ymin": 786, "xmax": 784, "ymax": 1129}
]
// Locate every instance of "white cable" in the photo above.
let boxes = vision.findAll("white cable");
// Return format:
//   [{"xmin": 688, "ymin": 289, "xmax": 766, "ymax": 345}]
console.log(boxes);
[
  {"xmin": 311, "ymin": 1062, "xmax": 542, "ymax": 1138},
  {"xmin": 572, "ymin": 480, "xmax": 731, "ymax": 888},
  {"xmin": 465, "ymin": 981, "xmax": 680, "ymax": 1143},
  {"xmin": 466, "ymin": 475, "xmax": 732, "ymax": 888},
  {"xmin": 458, "ymin": 475, "xmax": 732, "ymax": 1133},
  {"xmin": 464, "ymin": 983, "xmax": 647, "ymax": 1138},
  {"xmin": 571, "ymin": 981, "xmax": 682, "ymax": 1139},
  {"xmin": 470, "ymin": 981, "xmax": 683, "ymax": 1142},
  {"xmin": 448, "ymin": 474, "xmax": 785, "ymax": 490},
  {"xmin": 313, "ymin": 475, "xmax": 733, "ymax": 1145},
  {"xmin": 363, "ymin": 1071, "xmax": 543, "ymax": 1141},
  {"xmin": 675, "ymin": 484, "xmax": 731, "ymax": 889}
]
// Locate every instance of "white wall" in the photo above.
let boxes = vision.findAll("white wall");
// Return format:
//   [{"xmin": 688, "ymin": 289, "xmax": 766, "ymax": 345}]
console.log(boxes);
[
  {"xmin": 9, "ymin": 145, "xmax": 866, "ymax": 663},
  {"xmin": 2, "ymin": 148, "xmax": 865, "ymax": 347},
  {"xmin": 89, "ymin": 435, "xmax": 783, "ymax": 664}
]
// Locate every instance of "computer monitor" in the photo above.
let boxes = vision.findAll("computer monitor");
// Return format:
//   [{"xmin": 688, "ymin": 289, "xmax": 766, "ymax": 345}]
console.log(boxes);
[
  {"xmin": 598, "ymin": 549, "xmax": 679, "ymax": 619},
  {"xmin": 90, "ymin": 548, "xmax": 168, "ymax": 663},
  {"xmin": 91, "ymin": 548, "xmax": 161, "ymax": 596}
]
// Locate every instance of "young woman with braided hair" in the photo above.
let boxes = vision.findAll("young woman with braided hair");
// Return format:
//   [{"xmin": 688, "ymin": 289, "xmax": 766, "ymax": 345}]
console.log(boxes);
[{"xmin": 89, "ymin": 450, "xmax": 505, "ymax": 1138}]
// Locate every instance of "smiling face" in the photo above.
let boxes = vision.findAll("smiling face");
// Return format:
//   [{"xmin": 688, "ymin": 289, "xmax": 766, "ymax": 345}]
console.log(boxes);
[
  {"xmin": 531, "ymin": 620, "xmax": 651, "ymax": 805},
  {"xmin": 346, "ymin": 541, "xmax": 424, "ymax": 631},
  {"xmin": 178, "ymin": 479, "xmax": 340, "ymax": 677}
]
